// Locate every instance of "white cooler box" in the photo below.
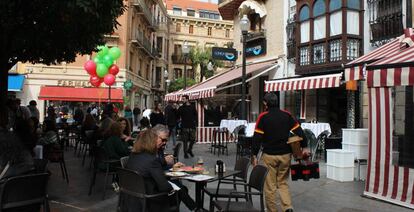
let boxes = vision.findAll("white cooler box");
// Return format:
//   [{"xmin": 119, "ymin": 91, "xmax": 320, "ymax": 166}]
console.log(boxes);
[
  {"xmin": 326, "ymin": 165, "xmax": 355, "ymax": 182},
  {"xmin": 342, "ymin": 143, "xmax": 368, "ymax": 160},
  {"xmin": 326, "ymin": 149, "xmax": 355, "ymax": 167},
  {"xmin": 342, "ymin": 128, "xmax": 368, "ymax": 145}
]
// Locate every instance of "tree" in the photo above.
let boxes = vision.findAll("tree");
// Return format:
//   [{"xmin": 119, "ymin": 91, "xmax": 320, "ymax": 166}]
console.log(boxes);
[
  {"xmin": 168, "ymin": 77, "xmax": 196, "ymax": 93},
  {"xmin": 0, "ymin": 0, "xmax": 125, "ymax": 127},
  {"xmin": 189, "ymin": 46, "xmax": 223, "ymax": 82}
]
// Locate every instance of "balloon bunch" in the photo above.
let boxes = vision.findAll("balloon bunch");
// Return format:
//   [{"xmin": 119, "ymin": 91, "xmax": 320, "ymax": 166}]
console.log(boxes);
[{"xmin": 84, "ymin": 46, "xmax": 121, "ymax": 87}]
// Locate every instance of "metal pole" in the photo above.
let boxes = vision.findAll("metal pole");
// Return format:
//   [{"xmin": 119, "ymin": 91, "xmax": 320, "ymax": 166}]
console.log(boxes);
[
  {"xmin": 108, "ymin": 86, "xmax": 112, "ymax": 103},
  {"xmin": 184, "ymin": 54, "xmax": 187, "ymax": 89},
  {"xmin": 241, "ymin": 31, "xmax": 247, "ymax": 121}
]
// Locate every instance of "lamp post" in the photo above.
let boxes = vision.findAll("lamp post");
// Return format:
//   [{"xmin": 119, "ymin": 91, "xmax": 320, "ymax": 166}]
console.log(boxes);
[
  {"xmin": 240, "ymin": 14, "xmax": 250, "ymax": 121},
  {"xmin": 164, "ymin": 69, "xmax": 169, "ymax": 94},
  {"xmin": 182, "ymin": 41, "xmax": 190, "ymax": 89}
]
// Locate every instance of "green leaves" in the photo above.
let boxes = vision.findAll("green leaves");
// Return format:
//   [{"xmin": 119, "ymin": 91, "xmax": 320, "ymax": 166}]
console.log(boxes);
[{"xmin": 168, "ymin": 78, "xmax": 196, "ymax": 93}]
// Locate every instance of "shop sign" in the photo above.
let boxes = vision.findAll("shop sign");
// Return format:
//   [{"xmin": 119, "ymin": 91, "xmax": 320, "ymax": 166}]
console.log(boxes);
[
  {"xmin": 57, "ymin": 80, "xmax": 92, "ymax": 87},
  {"xmin": 246, "ymin": 38, "xmax": 266, "ymax": 58},
  {"xmin": 212, "ymin": 47, "xmax": 238, "ymax": 61},
  {"xmin": 123, "ymin": 80, "xmax": 133, "ymax": 90}
]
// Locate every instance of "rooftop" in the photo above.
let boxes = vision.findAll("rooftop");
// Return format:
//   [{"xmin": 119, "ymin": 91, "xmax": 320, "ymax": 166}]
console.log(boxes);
[{"xmin": 165, "ymin": 0, "xmax": 219, "ymax": 12}]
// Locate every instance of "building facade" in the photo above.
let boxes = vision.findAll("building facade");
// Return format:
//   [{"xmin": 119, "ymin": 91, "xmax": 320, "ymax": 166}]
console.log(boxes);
[{"xmin": 166, "ymin": 0, "xmax": 234, "ymax": 82}]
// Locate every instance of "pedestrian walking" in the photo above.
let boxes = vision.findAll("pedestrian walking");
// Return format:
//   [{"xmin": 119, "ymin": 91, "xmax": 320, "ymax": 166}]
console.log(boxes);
[
  {"xmin": 252, "ymin": 93, "xmax": 308, "ymax": 212},
  {"xmin": 177, "ymin": 95, "xmax": 197, "ymax": 158},
  {"xmin": 27, "ymin": 100, "xmax": 40, "ymax": 120},
  {"xmin": 132, "ymin": 106, "xmax": 141, "ymax": 128},
  {"xmin": 164, "ymin": 100, "xmax": 178, "ymax": 146},
  {"xmin": 149, "ymin": 103, "xmax": 165, "ymax": 127}
]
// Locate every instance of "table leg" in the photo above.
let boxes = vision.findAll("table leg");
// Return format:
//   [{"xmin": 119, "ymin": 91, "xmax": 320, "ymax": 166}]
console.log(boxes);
[{"xmin": 195, "ymin": 181, "xmax": 207, "ymax": 212}]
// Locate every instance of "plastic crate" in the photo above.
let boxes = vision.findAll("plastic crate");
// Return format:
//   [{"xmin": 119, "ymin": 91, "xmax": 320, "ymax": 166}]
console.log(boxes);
[
  {"xmin": 342, "ymin": 128, "xmax": 368, "ymax": 145},
  {"xmin": 326, "ymin": 165, "xmax": 354, "ymax": 182},
  {"xmin": 342, "ymin": 143, "xmax": 368, "ymax": 160},
  {"xmin": 326, "ymin": 149, "xmax": 355, "ymax": 167}
]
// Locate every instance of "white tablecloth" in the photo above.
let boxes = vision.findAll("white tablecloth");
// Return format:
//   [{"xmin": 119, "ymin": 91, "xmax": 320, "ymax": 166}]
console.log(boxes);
[
  {"xmin": 220, "ymin": 119, "xmax": 248, "ymax": 133},
  {"xmin": 301, "ymin": 123, "xmax": 331, "ymax": 137},
  {"xmin": 245, "ymin": 123, "xmax": 256, "ymax": 137}
]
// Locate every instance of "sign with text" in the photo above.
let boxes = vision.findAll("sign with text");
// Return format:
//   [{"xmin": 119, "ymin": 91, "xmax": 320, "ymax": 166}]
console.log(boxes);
[
  {"xmin": 57, "ymin": 80, "xmax": 92, "ymax": 87},
  {"xmin": 246, "ymin": 38, "xmax": 266, "ymax": 58},
  {"xmin": 212, "ymin": 47, "xmax": 238, "ymax": 61}
]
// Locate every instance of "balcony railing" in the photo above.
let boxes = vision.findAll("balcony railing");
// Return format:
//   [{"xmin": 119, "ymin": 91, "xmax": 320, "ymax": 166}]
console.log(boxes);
[
  {"xmin": 171, "ymin": 54, "xmax": 192, "ymax": 65},
  {"xmin": 133, "ymin": 30, "xmax": 154, "ymax": 57},
  {"xmin": 132, "ymin": 0, "xmax": 158, "ymax": 29}
]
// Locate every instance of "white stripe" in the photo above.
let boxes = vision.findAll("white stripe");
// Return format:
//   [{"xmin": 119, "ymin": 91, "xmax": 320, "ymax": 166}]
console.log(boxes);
[
  {"xmin": 386, "ymin": 68, "xmax": 394, "ymax": 87},
  {"xmin": 373, "ymin": 71, "xmax": 381, "ymax": 87},
  {"xmin": 386, "ymin": 88, "xmax": 394, "ymax": 198},
  {"xmin": 395, "ymin": 166, "xmax": 405, "ymax": 201},
  {"xmin": 345, "ymin": 68, "xmax": 351, "ymax": 81},
  {"xmin": 369, "ymin": 88, "xmax": 377, "ymax": 193},
  {"xmin": 401, "ymin": 67, "xmax": 410, "ymax": 86},
  {"xmin": 378, "ymin": 88, "xmax": 386, "ymax": 195},
  {"xmin": 407, "ymin": 168, "xmax": 414, "ymax": 204}
]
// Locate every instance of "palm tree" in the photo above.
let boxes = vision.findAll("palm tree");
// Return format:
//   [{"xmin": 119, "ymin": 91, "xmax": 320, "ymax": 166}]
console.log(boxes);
[{"xmin": 189, "ymin": 46, "xmax": 223, "ymax": 82}]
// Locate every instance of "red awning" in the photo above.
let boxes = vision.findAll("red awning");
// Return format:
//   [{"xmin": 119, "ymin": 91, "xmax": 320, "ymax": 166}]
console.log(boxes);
[
  {"xmin": 265, "ymin": 73, "xmax": 342, "ymax": 92},
  {"xmin": 39, "ymin": 86, "xmax": 123, "ymax": 103}
]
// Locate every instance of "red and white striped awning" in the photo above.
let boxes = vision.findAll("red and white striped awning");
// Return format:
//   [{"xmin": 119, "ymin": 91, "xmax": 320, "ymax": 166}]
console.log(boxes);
[
  {"xmin": 183, "ymin": 87, "xmax": 216, "ymax": 100},
  {"xmin": 264, "ymin": 73, "xmax": 342, "ymax": 92},
  {"xmin": 367, "ymin": 67, "xmax": 414, "ymax": 88},
  {"xmin": 344, "ymin": 65, "xmax": 364, "ymax": 81},
  {"xmin": 165, "ymin": 89, "xmax": 183, "ymax": 101}
]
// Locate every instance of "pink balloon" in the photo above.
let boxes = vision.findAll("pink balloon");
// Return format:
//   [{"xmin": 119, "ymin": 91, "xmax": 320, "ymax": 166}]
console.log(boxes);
[
  {"xmin": 104, "ymin": 74, "xmax": 116, "ymax": 86},
  {"xmin": 109, "ymin": 64, "xmax": 119, "ymax": 75},
  {"xmin": 84, "ymin": 60, "xmax": 97, "ymax": 76},
  {"xmin": 90, "ymin": 76, "xmax": 101, "ymax": 87}
]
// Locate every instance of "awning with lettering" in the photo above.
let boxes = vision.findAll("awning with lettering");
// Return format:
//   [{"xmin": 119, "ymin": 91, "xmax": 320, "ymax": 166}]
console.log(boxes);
[{"xmin": 38, "ymin": 86, "xmax": 123, "ymax": 102}]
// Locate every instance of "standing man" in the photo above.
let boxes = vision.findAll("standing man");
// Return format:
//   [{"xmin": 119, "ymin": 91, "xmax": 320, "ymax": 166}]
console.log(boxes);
[
  {"xmin": 177, "ymin": 95, "xmax": 197, "ymax": 158},
  {"xmin": 252, "ymin": 93, "xmax": 308, "ymax": 212},
  {"xmin": 132, "ymin": 106, "xmax": 141, "ymax": 128},
  {"xmin": 27, "ymin": 100, "xmax": 40, "ymax": 120},
  {"xmin": 164, "ymin": 100, "xmax": 178, "ymax": 146}
]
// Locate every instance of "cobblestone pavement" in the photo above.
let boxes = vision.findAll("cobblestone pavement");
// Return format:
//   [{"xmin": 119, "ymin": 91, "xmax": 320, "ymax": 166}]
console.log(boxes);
[{"xmin": 47, "ymin": 141, "xmax": 412, "ymax": 212}]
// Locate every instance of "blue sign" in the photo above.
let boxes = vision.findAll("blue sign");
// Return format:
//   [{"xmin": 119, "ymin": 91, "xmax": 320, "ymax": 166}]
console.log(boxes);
[
  {"xmin": 212, "ymin": 47, "xmax": 238, "ymax": 61},
  {"xmin": 246, "ymin": 38, "xmax": 266, "ymax": 58}
]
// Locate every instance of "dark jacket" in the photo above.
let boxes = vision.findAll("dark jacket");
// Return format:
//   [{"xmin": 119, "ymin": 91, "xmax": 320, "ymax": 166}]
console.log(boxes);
[
  {"xmin": 164, "ymin": 104, "xmax": 178, "ymax": 127},
  {"xmin": 101, "ymin": 135, "xmax": 129, "ymax": 160},
  {"xmin": 253, "ymin": 107, "xmax": 307, "ymax": 155},
  {"xmin": 125, "ymin": 152, "xmax": 173, "ymax": 212},
  {"xmin": 150, "ymin": 111, "xmax": 165, "ymax": 127},
  {"xmin": 178, "ymin": 103, "xmax": 197, "ymax": 129}
]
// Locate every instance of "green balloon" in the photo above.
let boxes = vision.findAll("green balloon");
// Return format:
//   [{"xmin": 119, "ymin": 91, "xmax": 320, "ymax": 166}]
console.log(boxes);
[
  {"xmin": 102, "ymin": 54, "xmax": 114, "ymax": 67},
  {"xmin": 96, "ymin": 63, "xmax": 109, "ymax": 78},
  {"xmin": 109, "ymin": 47, "xmax": 121, "ymax": 60},
  {"xmin": 93, "ymin": 56, "xmax": 102, "ymax": 64},
  {"xmin": 97, "ymin": 45, "xmax": 109, "ymax": 57}
]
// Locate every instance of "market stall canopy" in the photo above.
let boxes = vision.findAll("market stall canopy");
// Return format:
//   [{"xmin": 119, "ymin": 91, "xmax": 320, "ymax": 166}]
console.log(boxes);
[
  {"xmin": 39, "ymin": 86, "xmax": 123, "ymax": 102},
  {"xmin": 264, "ymin": 73, "xmax": 342, "ymax": 92},
  {"xmin": 345, "ymin": 28, "xmax": 414, "ymax": 82},
  {"xmin": 176, "ymin": 60, "xmax": 277, "ymax": 100},
  {"xmin": 238, "ymin": 0, "xmax": 267, "ymax": 18},
  {"xmin": 7, "ymin": 74, "xmax": 25, "ymax": 92}
]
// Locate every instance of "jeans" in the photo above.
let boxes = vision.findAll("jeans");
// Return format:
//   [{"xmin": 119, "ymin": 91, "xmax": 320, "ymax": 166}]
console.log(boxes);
[
  {"xmin": 168, "ymin": 126, "xmax": 177, "ymax": 146},
  {"xmin": 181, "ymin": 128, "xmax": 195, "ymax": 155}
]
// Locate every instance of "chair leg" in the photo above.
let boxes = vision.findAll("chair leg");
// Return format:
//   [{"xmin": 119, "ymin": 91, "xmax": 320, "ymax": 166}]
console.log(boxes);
[
  {"xmin": 43, "ymin": 198, "xmax": 50, "ymax": 212},
  {"xmin": 82, "ymin": 144, "xmax": 88, "ymax": 166},
  {"xmin": 59, "ymin": 161, "xmax": 65, "ymax": 180}
]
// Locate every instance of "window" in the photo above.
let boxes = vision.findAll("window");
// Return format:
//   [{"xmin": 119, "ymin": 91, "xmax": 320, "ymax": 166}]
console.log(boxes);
[
  {"xmin": 347, "ymin": 0, "xmax": 360, "ymax": 10},
  {"xmin": 329, "ymin": 0, "xmax": 341, "ymax": 11},
  {"xmin": 176, "ymin": 23, "xmax": 181, "ymax": 32},
  {"xmin": 330, "ymin": 0, "xmax": 342, "ymax": 36},
  {"xmin": 174, "ymin": 68, "xmax": 182, "ymax": 78},
  {"xmin": 225, "ymin": 29, "xmax": 230, "ymax": 38},
  {"xmin": 368, "ymin": 0, "xmax": 402, "ymax": 43},
  {"xmin": 173, "ymin": 7, "xmax": 182, "ymax": 15},
  {"xmin": 208, "ymin": 27, "xmax": 212, "ymax": 36},
  {"xmin": 189, "ymin": 25, "xmax": 194, "ymax": 34},
  {"xmin": 313, "ymin": 0, "xmax": 326, "ymax": 40},
  {"xmin": 299, "ymin": 5, "xmax": 310, "ymax": 43},
  {"xmin": 187, "ymin": 9, "xmax": 195, "ymax": 17},
  {"xmin": 249, "ymin": 13, "xmax": 261, "ymax": 31},
  {"xmin": 146, "ymin": 64, "xmax": 150, "ymax": 80},
  {"xmin": 313, "ymin": 0, "xmax": 326, "ymax": 17},
  {"xmin": 199, "ymin": 11, "xmax": 220, "ymax": 19},
  {"xmin": 392, "ymin": 86, "xmax": 414, "ymax": 168}
]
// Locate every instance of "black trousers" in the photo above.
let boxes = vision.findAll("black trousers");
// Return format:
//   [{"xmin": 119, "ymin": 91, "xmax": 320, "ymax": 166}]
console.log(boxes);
[
  {"xmin": 170, "ymin": 180, "xmax": 196, "ymax": 210},
  {"xmin": 181, "ymin": 128, "xmax": 195, "ymax": 155}
]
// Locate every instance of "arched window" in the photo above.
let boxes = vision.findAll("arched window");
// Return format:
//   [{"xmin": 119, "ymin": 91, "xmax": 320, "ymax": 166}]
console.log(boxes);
[
  {"xmin": 299, "ymin": 5, "xmax": 310, "ymax": 43},
  {"xmin": 313, "ymin": 0, "xmax": 326, "ymax": 40},
  {"xmin": 330, "ymin": 0, "xmax": 342, "ymax": 36},
  {"xmin": 329, "ymin": 0, "xmax": 341, "ymax": 11},
  {"xmin": 347, "ymin": 0, "xmax": 360, "ymax": 10},
  {"xmin": 347, "ymin": 0, "xmax": 360, "ymax": 35}
]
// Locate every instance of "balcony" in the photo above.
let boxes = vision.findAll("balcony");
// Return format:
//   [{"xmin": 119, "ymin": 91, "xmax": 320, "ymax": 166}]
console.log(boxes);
[
  {"xmin": 132, "ymin": 0, "xmax": 158, "ymax": 30},
  {"xmin": 152, "ymin": 46, "xmax": 161, "ymax": 58},
  {"xmin": 370, "ymin": 12, "xmax": 403, "ymax": 45},
  {"xmin": 171, "ymin": 54, "xmax": 192, "ymax": 65},
  {"xmin": 245, "ymin": 30, "xmax": 266, "ymax": 42},
  {"xmin": 132, "ymin": 30, "xmax": 155, "ymax": 58},
  {"xmin": 218, "ymin": 0, "xmax": 244, "ymax": 20}
]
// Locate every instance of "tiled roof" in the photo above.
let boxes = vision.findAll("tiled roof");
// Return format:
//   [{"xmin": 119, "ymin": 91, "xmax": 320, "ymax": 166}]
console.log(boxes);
[{"xmin": 165, "ymin": 0, "xmax": 219, "ymax": 12}]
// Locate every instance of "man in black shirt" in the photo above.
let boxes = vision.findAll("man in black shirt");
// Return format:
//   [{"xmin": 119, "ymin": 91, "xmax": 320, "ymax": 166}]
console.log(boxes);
[
  {"xmin": 252, "ymin": 93, "xmax": 308, "ymax": 212},
  {"xmin": 164, "ymin": 101, "xmax": 178, "ymax": 146},
  {"xmin": 177, "ymin": 95, "xmax": 197, "ymax": 158}
]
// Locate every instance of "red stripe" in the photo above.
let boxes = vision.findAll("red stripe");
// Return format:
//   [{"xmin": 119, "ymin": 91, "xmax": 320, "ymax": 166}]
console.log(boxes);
[
  {"xmin": 312, "ymin": 79, "xmax": 317, "ymax": 89},
  {"xmin": 409, "ymin": 67, "xmax": 414, "ymax": 85},
  {"xmin": 401, "ymin": 167, "xmax": 409, "ymax": 202},
  {"xmin": 366, "ymin": 88, "xmax": 373, "ymax": 192},
  {"xmin": 382, "ymin": 88, "xmax": 391, "ymax": 196},
  {"xmin": 373, "ymin": 88, "xmax": 381, "ymax": 194},
  {"xmin": 391, "ymin": 166, "xmax": 399, "ymax": 199},
  {"xmin": 367, "ymin": 70, "xmax": 374, "ymax": 87},
  {"xmin": 350, "ymin": 67, "xmax": 355, "ymax": 80},
  {"xmin": 318, "ymin": 78, "xmax": 323, "ymax": 88},
  {"xmin": 324, "ymin": 78, "xmax": 329, "ymax": 88},
  {"xmin": 394, "ymin": 68, "xmax": 402, "ymax": 86},
  {"xmin": 380, "ymin": 69, "xmax": 387, "ymax": 87}
]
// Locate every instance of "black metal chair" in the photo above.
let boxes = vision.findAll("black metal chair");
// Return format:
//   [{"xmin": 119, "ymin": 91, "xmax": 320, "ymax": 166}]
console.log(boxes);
[
  {"xmin": 212, "ymin": 128, "xmax": 229, "ymax": 156},
  {"xmin": 203, "ymin": 157, "xmax": 250, "ymax": 212},
  {"xmin": 88, "ymin": 146, "xmax": 120, "ymax": 199},
  {"xmin": 303, "ymin": 129, "xmax": 318, "ymax": 154},
  {"xmin": 43, "ymin": 143, "xmax": 69, "ymax": 184},
  {"xmin": 33, "ymin": 159, "xmax": 49, "ymax": 174},
  {"xmin": 213, "ymin": 165, "xmax": 269, "ymax": 212},
  {"xmin": 313, "ymin": 130, "xmax": 330, "ymax": 161},
  {"xmin": 0, "ymin": 173, "xmax": 50, "ymax": 212},
  {"xmin": 81, "ymin": 130, "xmax": 97, "ymax": 166},
  {"xmin": 120, "ymin": 156, "xmax": 129, "ymax": 168},
  {"xmin": 172, "ymin": 143, "xmax": 182, "ymax": 163},
  {"xmin": 116, "ymin": 168, "xmax": 178, "ymax": 212}
]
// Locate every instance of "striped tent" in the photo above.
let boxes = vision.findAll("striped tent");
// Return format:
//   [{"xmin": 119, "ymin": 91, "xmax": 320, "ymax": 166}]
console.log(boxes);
[{"xmin": 361, "ymin": 28, "xmax": 414, "ymax": 209}]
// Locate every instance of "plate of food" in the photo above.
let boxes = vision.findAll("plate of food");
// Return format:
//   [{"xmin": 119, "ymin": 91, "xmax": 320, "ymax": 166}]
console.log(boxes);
[
  {"xmin": 165, "ymin": 171, "xmax": 188, "ymax": 177},
  {"xmin": 169, "ymin": 168, "xmax": 184, "ymax": 172},
  {"xmin": 181, "ymin": 166, "xmax": 204, "ymax": 174}
]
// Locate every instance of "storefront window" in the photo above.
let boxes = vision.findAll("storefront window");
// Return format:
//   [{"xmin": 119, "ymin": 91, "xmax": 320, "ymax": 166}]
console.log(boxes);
[{"xmin": 392, "ymin": 86, "xmax": 414, "ymax": 168}]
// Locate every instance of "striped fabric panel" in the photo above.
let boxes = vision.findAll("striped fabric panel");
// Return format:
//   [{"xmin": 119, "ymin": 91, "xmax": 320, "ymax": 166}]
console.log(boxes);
[
  {"xmin": 367, "ymin": 67, "xmax": 414, "ymax": 88},
  {"xmin": 196, "ymin": 127, "xmax": 233, "ymax": 144},
  {"xmin": 344, "ymin": 66, "xmax": 365, "ymax": 81},
  {"xmin": 264, "ymin": 73, "xmax": 342, "ymax": 92}
]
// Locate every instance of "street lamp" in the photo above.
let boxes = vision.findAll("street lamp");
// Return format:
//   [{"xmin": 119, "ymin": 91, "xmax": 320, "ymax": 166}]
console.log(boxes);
[
  {"xmin": 164, "ymin": 69, "xmax": 169, "ymax": 94},
  {"xmin": 240, "ymin": 14, "xmax": 250, "ymax": 121},
  {"xmin": 182, "ymin": 40, "xmax": 190, "ymax": 89}
]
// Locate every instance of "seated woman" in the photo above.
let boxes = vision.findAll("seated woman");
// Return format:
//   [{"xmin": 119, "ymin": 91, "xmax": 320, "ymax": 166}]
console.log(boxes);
[
  {"xmin": 101, "ymin": 122, "xmax": 129, "ymax": 160},
  {"xmin": 125, "ymin": 130, "xmax": 196, "ymax": 212},
  {"xmin": 82, "ymin": 114, "xmax": 99, "ymax": 144},
  {"xmin": 38, "ymin": 119, "xmax": 59, "ymax": 146},
  {"xmin": 117, "ymin": 117, "xmax": 133, "ymax": 144}
]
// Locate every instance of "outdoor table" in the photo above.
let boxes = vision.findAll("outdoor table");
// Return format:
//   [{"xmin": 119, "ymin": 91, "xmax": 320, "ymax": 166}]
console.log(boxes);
[
  {"xmin": 245, "ymin": 123, "xmax": 255, "ymax": 137},
  {"xmin": 301, "ymin": 122, "xmax": 331, "ymax": 137},
  {"xmin": 219, "ymin": 119, "xmax": 247, "ymax": 133},
  {"xmin": 167, "ymin": 169, "xmax": 241, "ymax": 212}
]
